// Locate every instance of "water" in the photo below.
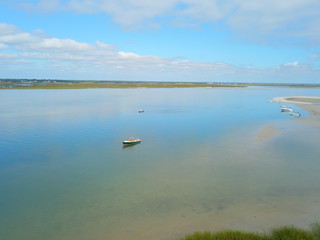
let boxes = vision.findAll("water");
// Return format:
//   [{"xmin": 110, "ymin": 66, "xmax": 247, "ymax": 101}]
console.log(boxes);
[{"xmin": 1, "ymin": 87, "xmax": 320, "ymax": 240}]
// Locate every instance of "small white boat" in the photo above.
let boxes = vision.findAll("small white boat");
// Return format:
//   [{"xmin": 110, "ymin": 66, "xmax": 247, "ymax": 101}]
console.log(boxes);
[
  {"xmin": 123, "ymin": 137, "xmax": 141, "ymax": 145},
  {"xmin": 281, "ymin": 107, "xmax": 293, "ymax": 113},
  {"xmin": 290, "ymin": 112, "xmax": 301, "ymax": 118},
  {"xmin": 138, "ymin": 110, "xmax": 144, "ymax": 113}
]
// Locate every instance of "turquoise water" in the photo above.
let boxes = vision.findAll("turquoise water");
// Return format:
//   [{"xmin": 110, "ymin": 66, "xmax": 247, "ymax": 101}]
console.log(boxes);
[{"xmin": 1, "ymin": 87, "xmax": 320, "ymax": 240}]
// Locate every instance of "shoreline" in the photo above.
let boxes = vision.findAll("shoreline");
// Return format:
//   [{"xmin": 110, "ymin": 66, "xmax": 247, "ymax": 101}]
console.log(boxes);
[
  {"xmin": 271, "ymin": 96, "xmax": 320, "ymax": 105},
  {"xmin": 2, "ymin": 80, "xmax": 320, "ymax": 89},
  {"xmin": 0, "ymin": 80, "xmax": 245, "ymax": 89}
]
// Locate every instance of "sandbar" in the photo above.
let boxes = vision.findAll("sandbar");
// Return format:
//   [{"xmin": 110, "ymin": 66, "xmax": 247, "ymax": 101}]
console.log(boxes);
[
  {"xmin": 255, "ymin": 96, "xmax": 320, "ymax": 143},
  {"xmin": 272, "ymin": 96, "xmax": 320, "ymax": 127},
  {"xmin": 271, "ymin": 96, "xmax": 320, "ymax": 105}
]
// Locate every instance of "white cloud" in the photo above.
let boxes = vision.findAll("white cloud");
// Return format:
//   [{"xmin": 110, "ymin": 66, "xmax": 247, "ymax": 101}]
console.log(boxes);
[
  {"xmin": 118, "ymin": 51, "xmax": 141, "ymax": 58},
  {"xmin": 5, "ymin": 0, "xmax": 320, "ymax": 44},
  {"xmin": 0, "ymin": 43, "xmax": 7, "ymax": 49},
  {"xmin": 0, "ymin": 23, "xmax": 20, "ymax": 36},
  {"xmin": 0, "ymin": 52, "xmax": 17, "ymax": 58},
  {"xmin": 34, "ymin": 38, "xmax": 93, "ymax": 51},
  {"xmin": 0, "ymin": 32, "xmax": 37, "ymax": 44},
  {"xmin": 0, "ymin": 23, "xmax": 319, "ymax": 83},
  {"xmin": 309, "ymin": 54, "xmax": 319, "ymax": 59},
  {"xmin": 227, "ymin": 0, "xmax": 320, "ymax": 43},
  {"xmin": 0, "ymin": 26, "xmax": 110, "ymax": 54},
  {"xmin": 283, "ymin": 61, "xmax": 300, "ymax": 67},
  {"xmin": 11, "ymin": 0, "xmax": 61, "ymax": 13},
  {"xmin": 65, "ymin": 0, "xmax": 176, "ymax": 26},
  {"xmin": 95, "ymin": 41, "xmax": 115, "ymax": 50}
]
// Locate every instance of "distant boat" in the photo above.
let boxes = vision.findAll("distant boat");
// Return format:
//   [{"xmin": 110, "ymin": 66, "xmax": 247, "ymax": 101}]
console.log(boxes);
[
  {"xmin": 281, "ymin": 107, "xmax": 293, "ymax": 113},
  {"xmin": 123, "ymin": 137, "xmax": 141, "ymax": 145},
  {"xmin": 290, "ymin": 112, "xmax": 301, "ymax": 118},
  {"xmin": 138, "ymin": 110, "xmax": 144, "ymax": 113}
]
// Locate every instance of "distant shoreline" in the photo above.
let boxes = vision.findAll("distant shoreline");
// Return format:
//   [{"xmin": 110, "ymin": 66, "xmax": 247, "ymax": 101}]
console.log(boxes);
[
  {"xmin": 1, "ymin": 79, "xmax": 320, "ymax": 89},
  {"xmin": 0, "ymin": 81, "xmax": 244, "ymax": 89}
]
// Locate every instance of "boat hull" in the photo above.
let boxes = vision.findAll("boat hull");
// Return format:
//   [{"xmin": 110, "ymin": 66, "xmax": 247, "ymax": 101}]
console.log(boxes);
[
  {"xmin": 281, "ymin": 108, "xmax": 293, "ymax": 112},
  {"xmin": 122, "ymin": 140, "xmax": 141, "ymax": 145}
]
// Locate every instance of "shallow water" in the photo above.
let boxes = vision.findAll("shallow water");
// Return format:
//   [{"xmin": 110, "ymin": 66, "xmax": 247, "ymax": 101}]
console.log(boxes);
[{"xmin": 1, "ymin": 87, "xmax": 320, "ymax": 240}]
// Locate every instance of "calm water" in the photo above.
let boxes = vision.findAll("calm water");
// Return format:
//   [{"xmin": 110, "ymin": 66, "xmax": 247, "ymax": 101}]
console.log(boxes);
[{"xmin": 1, "ymin": 87, "xmax": 320, "ymax": 240}]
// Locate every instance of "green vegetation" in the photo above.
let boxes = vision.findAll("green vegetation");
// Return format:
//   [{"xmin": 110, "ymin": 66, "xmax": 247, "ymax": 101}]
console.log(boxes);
[
  {"xmin": 180, "ymin": 231, "xmax": 263, "ymax": 240},
  {"xmin": 311, "ymin": 223, "xmax": 320, "ymax": 239},
  {"xmin": 271, "ymin": 226, "xmax": 316, "ymax": 240},
  {"xmin": 0, "ymin": 79, "xmax": 244, "ymax": 89},
  {"xmin": 1, "ymin": 79, "xmax": 320, "ymax": 89},
  {"xmin": 178, "ymin": 224, "xmax": 320, "ymax": 240}
]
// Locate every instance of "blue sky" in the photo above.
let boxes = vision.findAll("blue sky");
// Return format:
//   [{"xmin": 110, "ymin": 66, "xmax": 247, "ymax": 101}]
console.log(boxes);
[{"xmin": 0, "ymin": 0, "xmax": 320, "ymax": 83}]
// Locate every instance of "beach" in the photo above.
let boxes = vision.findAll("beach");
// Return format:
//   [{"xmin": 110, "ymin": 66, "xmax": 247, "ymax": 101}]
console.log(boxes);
[{"xmin": 271, "ymin": 96, "xmax": 320, "ymax": 105}]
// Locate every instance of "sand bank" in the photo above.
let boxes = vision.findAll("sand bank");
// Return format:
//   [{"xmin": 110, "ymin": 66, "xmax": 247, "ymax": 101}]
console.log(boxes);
[
  {"xmin": 272, "ymin": 96, "xmax": 320, "ymax": 127},
  {"xmin": 254, "ymin": 96, "xmax": 320, "ymax": 143},
  {"xmin": 271, "ymin": 96, "xmax": 320, "ymax": 104}
]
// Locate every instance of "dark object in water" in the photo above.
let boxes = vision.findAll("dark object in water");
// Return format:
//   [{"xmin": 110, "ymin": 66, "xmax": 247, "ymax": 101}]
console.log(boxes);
[{"xmin": 123, "ymin": 137, "xmax": 141, "ymax": 145}]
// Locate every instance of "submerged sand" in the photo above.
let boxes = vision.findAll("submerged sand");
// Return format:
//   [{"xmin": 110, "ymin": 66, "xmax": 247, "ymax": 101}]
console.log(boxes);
[{"xmin": 254, "ymin": 125, "xmax": 283, "ymax": 144}]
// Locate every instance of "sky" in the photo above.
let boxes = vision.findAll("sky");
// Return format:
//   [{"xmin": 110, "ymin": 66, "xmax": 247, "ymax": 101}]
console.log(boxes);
[{"xmin": 0, "ymin": 0, "xmax": 320, "ymax": 83}]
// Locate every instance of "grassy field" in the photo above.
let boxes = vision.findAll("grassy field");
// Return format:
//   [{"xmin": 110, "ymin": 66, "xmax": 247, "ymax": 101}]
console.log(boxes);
[{"xmin": 178, "ymin": 224, "xmax": 320, "ymax": 240}]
